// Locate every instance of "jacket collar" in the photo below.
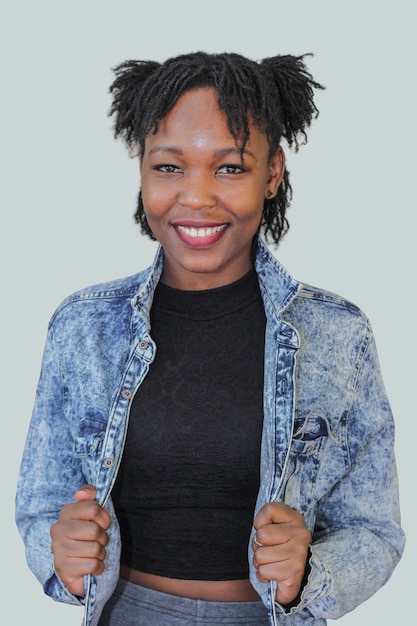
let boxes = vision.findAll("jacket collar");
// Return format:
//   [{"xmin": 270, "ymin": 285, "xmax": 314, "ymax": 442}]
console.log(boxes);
[
  {"xmin": 254, "ymin": 238, "xmax": 300, "ymax": 315},
  {"xmin": 131, "ymin": 245, "xmax": 163, "ymax": 323},
  {"xmin": 254, "ymin": 238, "xmax": 301, "ymax": 349},
  {"xmin": 132, "ymin": 238, "xmax": 301, "ymax": 346}
]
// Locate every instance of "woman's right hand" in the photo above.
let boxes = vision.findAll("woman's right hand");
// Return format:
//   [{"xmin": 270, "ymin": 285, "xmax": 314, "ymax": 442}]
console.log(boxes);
[{"xmin": 50, "ymin": 484, "xmax": 111, "ymax": 597}]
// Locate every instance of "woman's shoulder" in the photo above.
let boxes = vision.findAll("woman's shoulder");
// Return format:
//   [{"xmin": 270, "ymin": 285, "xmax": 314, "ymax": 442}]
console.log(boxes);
[
  {"xmin": 48, "ymin": 266, "xmax": 154, "ymax": 325},
  {"xmin": 288, "ymin": 281, "xmax": 372, "ymax": 343},
  {"xmin": 295, "ymin": 282, "xmax": 364, "ymax": 315}
]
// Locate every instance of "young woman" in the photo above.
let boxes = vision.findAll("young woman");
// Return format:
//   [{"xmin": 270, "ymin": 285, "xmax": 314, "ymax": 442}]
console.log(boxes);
[{"xmin": 16, "ymin": 52, "xmax": 405, "ymax": 626}]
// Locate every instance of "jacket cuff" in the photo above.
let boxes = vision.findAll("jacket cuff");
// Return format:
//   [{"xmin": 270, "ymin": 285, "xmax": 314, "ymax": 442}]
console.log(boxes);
[
  {"xmin": 43, "ymin": 570, "xmax": 85, "ymax": 606},
  {"xmin": 275, "ymin": 547, "xmax": 331, "ymax": 615}
]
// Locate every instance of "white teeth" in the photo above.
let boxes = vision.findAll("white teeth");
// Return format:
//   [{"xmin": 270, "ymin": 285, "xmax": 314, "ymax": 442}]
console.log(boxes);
[{"xmin": 177, "ymin": 224, "xmax": 226, "ymax": 238}]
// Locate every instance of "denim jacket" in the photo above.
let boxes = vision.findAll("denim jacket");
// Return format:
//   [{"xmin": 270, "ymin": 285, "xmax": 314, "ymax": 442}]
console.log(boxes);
[{"xmin": 16, "ymin": 239, "xmax": 404, "ymax": 625}]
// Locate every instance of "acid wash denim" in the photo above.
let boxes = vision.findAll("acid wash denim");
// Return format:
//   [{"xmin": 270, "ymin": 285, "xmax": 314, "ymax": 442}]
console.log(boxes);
[{"xmin": 16, "ymin": 238, "xmax": 405, "ymax": 626}]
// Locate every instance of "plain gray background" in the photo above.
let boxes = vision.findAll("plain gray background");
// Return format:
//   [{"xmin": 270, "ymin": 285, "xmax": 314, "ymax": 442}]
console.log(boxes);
[{"xmin": 1, "ymin": 1, "xmax": 414, "ymax": 623}]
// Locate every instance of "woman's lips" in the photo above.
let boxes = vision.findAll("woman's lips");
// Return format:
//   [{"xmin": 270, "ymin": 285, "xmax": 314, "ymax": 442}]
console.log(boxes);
[{"xmin": 174, "ymin": 223, "xmax": 228, "ymax": 247}]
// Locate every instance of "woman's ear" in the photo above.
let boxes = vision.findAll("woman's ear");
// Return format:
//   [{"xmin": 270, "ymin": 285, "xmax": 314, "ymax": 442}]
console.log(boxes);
[{"xmin": 265, "ymin": 147, "xmax": 286, "ymax": 199}]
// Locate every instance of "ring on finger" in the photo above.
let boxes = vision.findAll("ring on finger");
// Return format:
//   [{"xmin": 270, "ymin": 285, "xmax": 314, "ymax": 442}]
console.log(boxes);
[{"xmin": 254, "ymin": 533, "xmax": 263, "ymax": 548}]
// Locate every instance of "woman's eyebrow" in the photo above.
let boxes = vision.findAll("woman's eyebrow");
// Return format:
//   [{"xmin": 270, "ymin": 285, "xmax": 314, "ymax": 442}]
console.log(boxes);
[
  {"xmin": 148, "ymin": 145, "xmax": 183, "ymax": 156},
  {"xmin": 148, "ymin": 145, "xmax": 256, "ymax": 160},
  {"xmin": 214, "ymin": 147, "xmax": 256, "ymax": 160}
]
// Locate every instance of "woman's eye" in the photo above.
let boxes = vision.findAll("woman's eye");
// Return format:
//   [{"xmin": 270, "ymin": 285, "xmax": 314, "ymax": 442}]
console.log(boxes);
[
  {"xmin": 155, "ymin": 164, "xmax": 181, "ymax": 173},
  {"xmin": 217, "ymin": 165, "xmax": 246, "ymax": 174}
]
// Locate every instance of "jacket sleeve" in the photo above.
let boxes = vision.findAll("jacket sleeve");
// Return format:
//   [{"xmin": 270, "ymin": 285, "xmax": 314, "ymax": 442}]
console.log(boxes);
[
  {"xmin": 280, "ymin": 324, "xmax": 405, "ymax": 619},
  {"xmin": 15, "ymin": 326, "xmax": 85, "ymax": 605}
]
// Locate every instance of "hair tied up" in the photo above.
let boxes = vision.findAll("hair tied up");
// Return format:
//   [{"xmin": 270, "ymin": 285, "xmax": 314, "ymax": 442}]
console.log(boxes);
[
  {"xmin": 261, "ymin": 54, "xmax": 325, "ymax": 151},
  {"xmin": 109, "ymin": 60, "xmax": 161, "ymax": 153},
  {"xmin": 108, "ymin": 51, "xmax": 324, "ymax": 245}
]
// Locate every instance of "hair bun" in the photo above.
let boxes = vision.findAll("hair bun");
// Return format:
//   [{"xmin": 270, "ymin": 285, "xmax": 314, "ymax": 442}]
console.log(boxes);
[
  {"xmin": 109, "ymin": 60, "xmax": 161, "ymax": 150},
  {"xmin": 261, "ymin": 54, "xmax": 325, "ymax": 150}
]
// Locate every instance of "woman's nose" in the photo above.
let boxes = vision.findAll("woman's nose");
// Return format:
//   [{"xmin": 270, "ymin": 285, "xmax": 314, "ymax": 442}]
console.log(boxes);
[{"xmin": 177, "ymin": 173, "xmax": 216, "ymax": 210}]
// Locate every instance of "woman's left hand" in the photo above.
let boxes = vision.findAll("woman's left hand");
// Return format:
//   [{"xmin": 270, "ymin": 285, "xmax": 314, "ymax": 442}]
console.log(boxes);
[{"xmin": 252, "ymin": 502, "xmax": 311, "ymax": 605}]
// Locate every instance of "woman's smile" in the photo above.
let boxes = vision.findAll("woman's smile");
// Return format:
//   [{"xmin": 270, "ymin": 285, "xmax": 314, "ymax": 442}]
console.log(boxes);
[{"xmin": 173, "ymin": 222, "xmax": 229, "ymax": 247}]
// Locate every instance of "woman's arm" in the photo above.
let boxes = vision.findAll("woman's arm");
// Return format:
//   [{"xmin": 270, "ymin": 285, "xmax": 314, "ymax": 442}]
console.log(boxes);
[
  {"xmin": 281, "ymin": 328, "xmax": 405, "ymax": 618},
  {"xmin": 15, "ymin": 328, "xmax": 92, "ymax": 604}
]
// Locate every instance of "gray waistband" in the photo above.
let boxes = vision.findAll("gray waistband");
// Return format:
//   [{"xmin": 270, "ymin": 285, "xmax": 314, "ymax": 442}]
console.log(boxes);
[{"xmin": 98, "ymin": 578, "xmax": 270, "ymax": 625}]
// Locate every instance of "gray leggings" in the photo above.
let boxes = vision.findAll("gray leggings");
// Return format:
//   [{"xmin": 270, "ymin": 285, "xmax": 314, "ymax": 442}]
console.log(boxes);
[{"xmin": 98, "ymin": 578, "xmax": 270, "ymax": 625}]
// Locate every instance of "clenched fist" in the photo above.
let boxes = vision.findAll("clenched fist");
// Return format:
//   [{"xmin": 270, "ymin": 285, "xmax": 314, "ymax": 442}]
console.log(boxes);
[
  {"xmin": 50, "ymin": 485, "xmax": 111, "ymax": 597},
  {"xmin": 252, "ymin": 502, "xmax": 311, "ymax": 605}
]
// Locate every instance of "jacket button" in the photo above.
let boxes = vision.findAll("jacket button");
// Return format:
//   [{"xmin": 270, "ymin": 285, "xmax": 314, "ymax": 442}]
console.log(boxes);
[
  {"xmin": 139, "ymin": 340, "xmax": 148, "ymax": 350},
  {"xmin": 104, "ymin": 458, "xmax": 115, "ymax": 468},
  {"xmin": 122, "ymin": 389, "xmax": 132, "ymax": 399}
]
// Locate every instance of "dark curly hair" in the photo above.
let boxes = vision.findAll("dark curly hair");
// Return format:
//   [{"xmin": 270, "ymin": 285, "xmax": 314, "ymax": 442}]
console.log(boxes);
[{"xmin": 108, "ymin": 51, "xmax": 324, "ymax": 244}]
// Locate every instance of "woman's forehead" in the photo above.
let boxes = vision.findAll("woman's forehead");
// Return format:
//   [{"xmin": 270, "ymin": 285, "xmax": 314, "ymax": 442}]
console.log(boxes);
[{"xmin": 145, "ymin": 87, "xmax": 267, "ymax": 151}]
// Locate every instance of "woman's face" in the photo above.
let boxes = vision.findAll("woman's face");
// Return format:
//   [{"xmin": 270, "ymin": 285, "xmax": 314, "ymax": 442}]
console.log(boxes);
[{"xmin": 140, "ymin": 87, "xmax": 285, "ymax": 290}]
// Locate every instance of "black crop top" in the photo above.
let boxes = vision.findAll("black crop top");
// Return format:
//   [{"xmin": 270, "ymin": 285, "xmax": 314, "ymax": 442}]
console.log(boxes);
[{"xmin": 112, "ymin": 269, "xmax": 266, "ymax": 580}]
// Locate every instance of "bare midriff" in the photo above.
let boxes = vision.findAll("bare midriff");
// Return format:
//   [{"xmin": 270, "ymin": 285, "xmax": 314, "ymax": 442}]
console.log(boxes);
[{"xmin": 120, "ymin": 566, "xmax": 261, "ymax": 602}]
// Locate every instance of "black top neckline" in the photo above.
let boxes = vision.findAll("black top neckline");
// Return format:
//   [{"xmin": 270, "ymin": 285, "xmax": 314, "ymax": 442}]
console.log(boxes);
[{"xmin": 153, "ymin": 268, "xmax": 261, "ymax": 321}]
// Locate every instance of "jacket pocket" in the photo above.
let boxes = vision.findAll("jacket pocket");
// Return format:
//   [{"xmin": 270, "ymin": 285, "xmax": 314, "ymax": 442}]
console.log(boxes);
[
  {"xmin": 73, "ymin": 429, "xmax": 105, "ymax": 486},
  {"xmin": 73, "ymin": 433, "xmax": 105, "ymax": 457},
  {"xmin": 283, "ymin": 414, "xmax": 334, "ymax": 514}
]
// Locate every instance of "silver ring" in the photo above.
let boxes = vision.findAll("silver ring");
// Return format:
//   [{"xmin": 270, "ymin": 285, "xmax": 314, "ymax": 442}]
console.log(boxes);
[{"xmin": 254, "ymin": 533, "xmax": 263, "ymax": 548}]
